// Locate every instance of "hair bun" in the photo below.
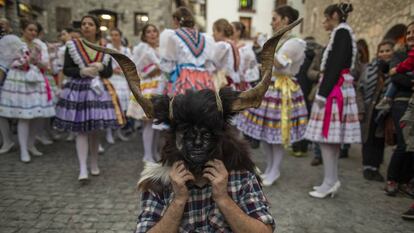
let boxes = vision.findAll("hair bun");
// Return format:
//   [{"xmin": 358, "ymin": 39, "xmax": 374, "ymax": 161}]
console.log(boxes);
[{"xmin": 339, "ymin": 2, "xmax": 353, "ymax": 14}]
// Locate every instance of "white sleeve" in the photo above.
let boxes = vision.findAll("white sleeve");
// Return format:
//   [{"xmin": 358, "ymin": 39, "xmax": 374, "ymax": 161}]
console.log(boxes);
[
  {"xmin": 213, "ymin": 42, "xmax": 230, "ymax": 70},
  {"xmin": 133, "ymin": 43, "xmax": 152, "ymax": 71},
  {"xmin": 159, "ymin": 29, "xmax": 177, "ymax": 73},
  {"xmin": 241, "ymin": 45, "xmax": 260, "ymax": 82},
  {"xmin": 275, "ymin": 38, "xmax": 305, "ymax": 69},
  {"xmin": 0, "ymin": 35, "xmax": 25, "ymax": 71}
]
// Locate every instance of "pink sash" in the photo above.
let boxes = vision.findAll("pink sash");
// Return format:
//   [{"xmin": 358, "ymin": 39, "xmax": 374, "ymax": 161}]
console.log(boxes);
[
  {"xmin": 40, "ymin": 68, "xmax": 52, "ymax": 102},
  {"xmin": 322, "ymin": 69, "xmax": 349, "ymax": 138}
]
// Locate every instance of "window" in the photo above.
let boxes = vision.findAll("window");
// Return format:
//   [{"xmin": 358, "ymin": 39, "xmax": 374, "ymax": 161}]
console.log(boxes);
[
  {"xmin": 239, "ymin": 17, "xmax": 252, "ymax": 38},
  {"xmin": 56, "ymin": 7, "xmax": 72, "ymax": 32},
  {"xmin": 134, "ymin": 12, "xmax": 149, "ymax": 36},
  {"xmin": 239, "ymin": 0, "xmax": 254, "ymax": 12}
]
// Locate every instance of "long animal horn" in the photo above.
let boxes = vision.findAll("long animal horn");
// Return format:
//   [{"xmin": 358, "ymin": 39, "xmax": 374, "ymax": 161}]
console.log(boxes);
[
  {"xmin": 82, "ymin": 40, "xmax": 154, "ymax": 118},
  {"xmin": 231, "ymin": 18, "xmax": 303, "ymax": 112}
]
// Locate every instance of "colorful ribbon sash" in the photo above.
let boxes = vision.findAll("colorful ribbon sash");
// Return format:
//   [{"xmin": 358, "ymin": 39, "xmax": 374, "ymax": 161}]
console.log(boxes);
[
  {"xmin": 169, "ymin": 63, "xmax": 205, "ymax": 83},
  {"xmin": 273, "ymin": 74, "xmax": 300, "ymax": 145}
]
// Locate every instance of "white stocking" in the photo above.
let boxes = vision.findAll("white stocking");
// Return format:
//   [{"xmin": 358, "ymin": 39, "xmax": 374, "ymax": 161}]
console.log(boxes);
[
  {"xmin": 142, "ymin": 120, "xmax": 155, "ymax": 162},
  {"xmin": 0, "ymin": 117, "xmax": 13, "ymax": 148},
  {"xmin": 106, "ymin": 128, "xmax": 114, "ymax": 144},
  {"xmin": 17, "ymin": 119, "xmax": 30, "ymax": 160},
  {"xmin": 261, "ymin": 142, "xmax": 273, "ymax": 176},
  {"xmin": 88, "ymin": 131, "xmax": 99, "ymax": 173},
  {"xmin": 76, "ymin": 133, "xmax": 89, "ymax": 178},
  {"xmin": 265, "ymin": 144, "xmax": 285, "ymax": 182},
  {"xmin": 317, "ymin": 143, "xmax": 340, "ymax": 192}
]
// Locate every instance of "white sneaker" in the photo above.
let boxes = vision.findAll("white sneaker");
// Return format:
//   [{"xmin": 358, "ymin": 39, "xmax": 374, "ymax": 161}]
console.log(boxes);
[
  {"xmin": 0, "ymin": 142, "xmax": 15, "ymax": 154},
  {"xmin": 116, "ymin": 130, "xmax": 129, "ymax": 141},
  {"xmin": 98, "ymin": 144, "xmax": 105, "ymax": 154},
  {"xmin": 36, "ymin": 136, "xmax": 53, "ymax": 145},
  {"xmin": 106, "ymin": 132, "xmax": 115, "ymax": 144},
  {"xmin": 66, "ymin": 133, "xmax": 75, "ymax": 141},
  {"xmin": 28, "ymin": 146, "xmax": 43, "ymax": 156},
  {"xmin": 20, "ymin": 152, "xmax": 31, "ymax": 163},
  {"xmin": 91, "ymin": 167, "xmax": 100, "ymax": 176}
]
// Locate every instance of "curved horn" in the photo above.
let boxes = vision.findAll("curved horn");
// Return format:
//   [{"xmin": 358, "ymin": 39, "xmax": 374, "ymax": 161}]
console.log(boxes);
[
  {"xmin": 82, "ymin": 40, "xmax": 154, "ymax": 118},
  {"xmin": 231, "ymin": 18, "xmax": 303, "ymax": 112}
]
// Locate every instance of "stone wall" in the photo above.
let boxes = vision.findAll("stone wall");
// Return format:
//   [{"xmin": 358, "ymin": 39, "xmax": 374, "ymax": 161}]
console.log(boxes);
[
  {"xmin": 303, "ymin": 0, "xmax": 414, "ymax": 56},
  {"xmin": 1, "ymin": 0, "xmax": 173, "ymax": 45}
]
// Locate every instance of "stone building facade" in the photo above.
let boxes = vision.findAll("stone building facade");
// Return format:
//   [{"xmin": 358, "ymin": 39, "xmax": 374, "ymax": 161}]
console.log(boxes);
[
  {"xmin": 303, "ymin": 0, "xmax": 414, "ymax": 56},
  {"xmin": 1, "ymin": 0, "xmax": 175, "ymax": 45}
]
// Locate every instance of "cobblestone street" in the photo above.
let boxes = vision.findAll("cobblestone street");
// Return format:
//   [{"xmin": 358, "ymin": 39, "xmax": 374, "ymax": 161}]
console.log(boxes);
[{"xmin": 0, "ymin": 134, "xmax": 413, "ymax": 233}]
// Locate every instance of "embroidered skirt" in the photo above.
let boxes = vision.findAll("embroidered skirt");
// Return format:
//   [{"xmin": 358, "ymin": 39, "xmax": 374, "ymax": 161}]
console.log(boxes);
[
  {"xmin": 54, "ymin": 77, "xmax": 125, "ymax": 133},
  {"xmin": 168, "ymin": 68, "xmax": 215, "ymax": 95},
  {"xmin": 236, "ymin": 76, "xmax": 308, "ymax": 145},
  {"xmin": 0, "ymin": 67, "xmax": 55, "ymax": 119},
  {"xmin": 304, "ymin": 72, "xmax": 361, "ymax": 144},
  {"xmin": 108, "ymin": 74, "xmax": 130, "ymax": 112}
]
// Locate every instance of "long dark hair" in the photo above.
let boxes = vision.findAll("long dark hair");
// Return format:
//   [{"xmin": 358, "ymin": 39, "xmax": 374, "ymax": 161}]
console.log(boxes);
[
  {"xmin": 357, "ymin": 39, "xmax": 370, "ymax": 64},
  {"xmin": 80, "ymin": 15, "xmax": 101, "ymax": 40},
  {"xmin": 274, "ymin": 5, "xmax": 299, "ymax": 24},
  {"xmin": 324, "ymin": 3, "xmax": 353, "ymax": 22}
]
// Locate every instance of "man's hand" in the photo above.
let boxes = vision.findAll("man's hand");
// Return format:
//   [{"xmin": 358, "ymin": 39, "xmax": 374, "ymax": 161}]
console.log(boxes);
[
  {"xmin": 169, "ymin": 161, "xmax": 194, "ymax": 204},
  {"xmin": 203, "ymin": 159, "xmax": 229, "ymax": 202}
]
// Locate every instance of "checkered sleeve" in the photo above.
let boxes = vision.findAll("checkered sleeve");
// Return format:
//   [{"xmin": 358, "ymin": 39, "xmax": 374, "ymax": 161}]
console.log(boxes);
[
  {"xmin": 135, "ymin": 191, "xmax": 166, "ymax": 233},
  {"xmin": 238, "ymin": 173, "xmax": 276, "ymax": 231}
]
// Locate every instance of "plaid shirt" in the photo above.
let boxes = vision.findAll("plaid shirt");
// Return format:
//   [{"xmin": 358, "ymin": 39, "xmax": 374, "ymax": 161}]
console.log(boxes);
[{"xmin": 135, "ymin": 170, "xmax": 275, "ymax": 233}]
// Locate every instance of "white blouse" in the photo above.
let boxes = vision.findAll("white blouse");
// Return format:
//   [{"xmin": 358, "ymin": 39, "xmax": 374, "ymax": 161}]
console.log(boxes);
[
  {"xmin": 238, "ymin": 44, "xmax": 259, "ymax": 83},
  {"xmin": 272, "ymin": 37, "xmax": 306, "ymax": 77},
  {"xmin": 159, "ymin": 28, "xmax": 216, "ymax": 73},
  {"xmin": 213, "ymin": 41, "xmax": 240, "ymax": 83},
  {"xmin": 132, "ymin": 42, "xmax": 162, "ymax": 77},
  {"xmin": 106, "ymin": 43, "xmax": 132, "ymax": 70}
]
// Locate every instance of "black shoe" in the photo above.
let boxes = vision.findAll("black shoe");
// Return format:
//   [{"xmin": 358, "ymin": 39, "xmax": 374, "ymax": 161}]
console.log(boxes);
[
  {"xmin": 363, "ymin": 170, "xmax": 374, "ymax": 181},
  {"xmin": 310, "ymin": 157, "xmax": 322, "ymax": 166},
  {"xmin": 402, "ymin": 205, "xmax": 414, "ymax": 220},
  {"xmin": 249, "ymin": 139, "xmax": 260, "ymax": 149},
  {"xmin": 371, "ymin": 170, "xmax": 385, "ymax": 182},
  {"xmin": 339, "ymin": 149, "xmax": 348, "ymax": 159},
  {"xmin": 399, "ymin": 184, "xmax": 414, "ymax": 199}
]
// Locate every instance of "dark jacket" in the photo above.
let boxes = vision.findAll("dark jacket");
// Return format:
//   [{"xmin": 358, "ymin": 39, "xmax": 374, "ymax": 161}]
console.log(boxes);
[{"xmin": 390, "ymin": 49, "xmax": 414, "ymax": 100}]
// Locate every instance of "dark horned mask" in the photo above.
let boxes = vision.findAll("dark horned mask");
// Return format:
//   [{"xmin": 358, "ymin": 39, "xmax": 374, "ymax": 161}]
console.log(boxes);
[{"xmin": 83, "ymin": 19, "xmax": 302, "ymax": 174}]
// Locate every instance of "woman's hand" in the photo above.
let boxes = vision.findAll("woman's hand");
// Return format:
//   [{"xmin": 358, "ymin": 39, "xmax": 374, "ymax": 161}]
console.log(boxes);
[
  {"xmin": 80, "ymin": 66, "xmax": 99, "ymax": 78},
  {"xmin": 89, "ymin": 62, "xmax": 104, "ymax": 72}
]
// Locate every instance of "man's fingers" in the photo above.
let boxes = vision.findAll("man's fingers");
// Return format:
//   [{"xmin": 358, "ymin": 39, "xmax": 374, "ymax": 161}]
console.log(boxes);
[
  {"xmin": 203, "ymin": 167, "xmax": 218, "ymax": 177},
  {"xmin": 202, "ymin": 172, "xmax": 215, "ymax": 182}
]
